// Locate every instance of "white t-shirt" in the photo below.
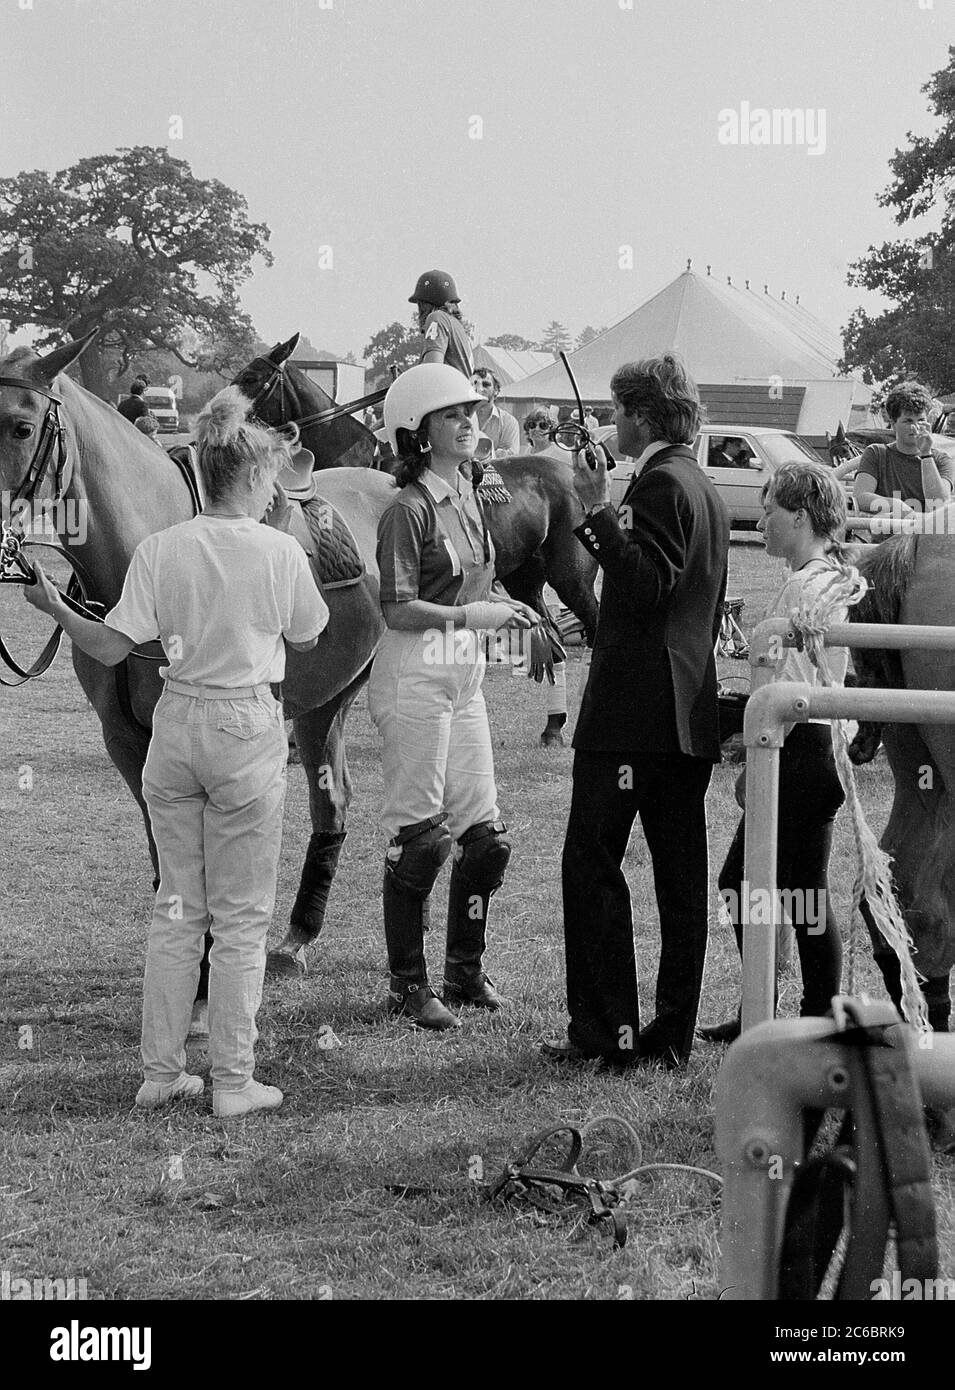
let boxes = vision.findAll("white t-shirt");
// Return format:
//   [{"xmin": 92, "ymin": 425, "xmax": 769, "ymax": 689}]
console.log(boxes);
[
  {"xmin": 104, "ymin": 515, "xmax": 329, "ymax": 687},
  {"xmin": 767, "ymin": 558, "xmax": 848, "ymax": 722}
]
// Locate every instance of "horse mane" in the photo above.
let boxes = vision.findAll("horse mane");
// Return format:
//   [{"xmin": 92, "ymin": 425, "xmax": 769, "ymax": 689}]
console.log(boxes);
[{"xmin": 851, "ymin": 534, "xmax": 918, "ymax": 689}]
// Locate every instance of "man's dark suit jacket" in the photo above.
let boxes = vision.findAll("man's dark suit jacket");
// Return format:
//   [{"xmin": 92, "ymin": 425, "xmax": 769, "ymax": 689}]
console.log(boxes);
[{"xmin": 572, "ymin": 443, "xmax": 731, "ymax": 759}]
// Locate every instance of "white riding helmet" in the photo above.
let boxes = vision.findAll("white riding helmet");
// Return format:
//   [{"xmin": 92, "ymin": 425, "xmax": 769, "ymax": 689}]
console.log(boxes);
[{"xmin": 383, "ymin": 364, "xmax": 483, "ymax": 453}]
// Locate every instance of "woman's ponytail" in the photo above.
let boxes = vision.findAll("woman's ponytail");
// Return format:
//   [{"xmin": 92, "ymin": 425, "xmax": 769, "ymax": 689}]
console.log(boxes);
[{"xmin": 194, "ymin": 385, "xmax": 285, "ymax": 503}]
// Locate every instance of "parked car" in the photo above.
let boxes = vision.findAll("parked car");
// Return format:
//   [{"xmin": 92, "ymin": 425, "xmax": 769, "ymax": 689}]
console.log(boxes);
[
  {"xmin": 118, "ymin": 386, "xmax": 180, "ymax": 432},
  {"xmin": 596, "ymin": 424, "xmax": 827, "ymax": 528}
]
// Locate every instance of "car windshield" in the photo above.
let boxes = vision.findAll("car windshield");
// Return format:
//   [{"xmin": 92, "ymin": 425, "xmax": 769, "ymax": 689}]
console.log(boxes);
[
  {"xmin": 144, "ymin": 391, "xmax": 173, "ymax": 408},
  {"xmin": 757, "ymin": 433, "xmax": 819, "ymax": 467}
]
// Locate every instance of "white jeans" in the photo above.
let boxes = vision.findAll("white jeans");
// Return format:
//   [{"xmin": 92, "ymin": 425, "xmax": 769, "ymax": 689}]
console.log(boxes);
[
  {"xmin": 141, "ymin": 685, "xmax": 287, "ymax": 1090},
  {"xmin": 368, "ymin": 628, "xmax": 500, "ymax": 840}
]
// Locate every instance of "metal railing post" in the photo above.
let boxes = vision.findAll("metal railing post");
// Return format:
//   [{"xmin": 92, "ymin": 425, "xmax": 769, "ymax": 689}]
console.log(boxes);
[
  {"xmin": 739, "ymin": 618, "xmax": 955, "ymax": 1030},
  {"xmin": 716, "ymin": 1020, "xmax": 955, "ymax": 1300}
]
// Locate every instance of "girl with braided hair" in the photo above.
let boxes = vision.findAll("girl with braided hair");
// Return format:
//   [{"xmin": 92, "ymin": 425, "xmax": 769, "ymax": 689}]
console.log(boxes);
[
  {"xmin": 700, "ymin": 462, "xmax": 854, "ymax": 1042},
  {"xmin": 25, "ymin": 386, "xmax": 328, "ymax": 1115}
]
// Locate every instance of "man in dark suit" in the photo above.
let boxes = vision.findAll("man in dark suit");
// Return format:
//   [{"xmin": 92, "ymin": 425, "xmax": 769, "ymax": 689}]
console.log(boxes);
[{"xmin": 543, "ymin": 355, "xmax": 730, "ymax": 1070}]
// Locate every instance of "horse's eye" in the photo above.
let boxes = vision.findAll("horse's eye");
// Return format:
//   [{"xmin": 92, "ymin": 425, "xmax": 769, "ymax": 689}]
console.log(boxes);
[{"xmin": 13, "ymin": 422, "xmax": 35, "ymax": 440}]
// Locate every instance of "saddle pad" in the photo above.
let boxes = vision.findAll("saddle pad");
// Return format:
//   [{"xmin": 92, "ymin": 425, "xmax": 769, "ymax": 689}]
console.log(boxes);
[{"xmin": 298, "ymin": 494, "xmax": 365, "ymax": 590}]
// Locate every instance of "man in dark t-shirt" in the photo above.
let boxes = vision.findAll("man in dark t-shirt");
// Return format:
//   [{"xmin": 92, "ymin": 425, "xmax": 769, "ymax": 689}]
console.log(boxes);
[
  {"xmin": 854, "ymin": 380, "xmax": 955, "ymax": 517},
  {"xmin": 117, "ymin": 381, "xmax": 150, "ymax": 424}
]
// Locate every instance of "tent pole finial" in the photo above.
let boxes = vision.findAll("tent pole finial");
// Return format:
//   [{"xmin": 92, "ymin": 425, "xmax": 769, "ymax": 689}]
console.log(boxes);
[
  {"xmin": 706, "ymin": 264, "xmax": 711, "ymax": 275},
  {"xmin": 686, "ymin": 258, "xmax": 693, "ymax": 271}
]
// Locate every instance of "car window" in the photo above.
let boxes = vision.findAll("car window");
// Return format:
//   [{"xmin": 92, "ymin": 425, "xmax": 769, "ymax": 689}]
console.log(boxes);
[
  {"xmin": 144, "ymin": 391, "xmax": 174, "ymax": 408},
  {"xmin": 759, "ymin": 433, "xmax": 819, "ymax": 467},
  {"xmin": 706, "ymin": 435, "xmax": 758, "ymax": 469}
]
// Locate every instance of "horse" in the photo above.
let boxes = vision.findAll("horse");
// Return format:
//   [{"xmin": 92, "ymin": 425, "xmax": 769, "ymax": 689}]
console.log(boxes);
[
  {"xmin": 233, "ymin": 335, "xmax": 600, "ymax": 748},
  {"xmin": 849, "ymin": 526, "xmax": 955, "ymax": 1023},
  {"xmin": 0, "ymin": 332, "xmax": 596, "ymax": 988},
  {"xmin": 235, "ymin": 337, "xmax": 377, "ymax": 470}
]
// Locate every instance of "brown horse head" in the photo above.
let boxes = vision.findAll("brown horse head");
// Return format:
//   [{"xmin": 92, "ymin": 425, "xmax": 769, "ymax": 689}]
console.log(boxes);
[{"xmin": 231, "ymin": 337, "xmax": 375, "ymax": 471}]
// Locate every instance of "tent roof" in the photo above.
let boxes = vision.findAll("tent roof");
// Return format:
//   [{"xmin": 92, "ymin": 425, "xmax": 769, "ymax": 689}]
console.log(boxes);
[
  {"xmin": 505, "ymin": 269, "xmax": 854, "ymax": 402},
  {"xmin": 473, "ymin": 343, "xmax": 554, "ymax": 384}
]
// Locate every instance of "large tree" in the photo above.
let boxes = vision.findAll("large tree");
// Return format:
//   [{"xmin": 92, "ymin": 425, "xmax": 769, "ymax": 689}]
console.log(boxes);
[
  {"xmin": 362, "ymin": 320, "xmax": 423, "ymax": 388},
  {"xmin": 841, "ymin": 47, "xmax": 955, "ymax": 391},
  {"xmin": 0, "ymin": 145, "xmax": 271, "ymax": 399}
]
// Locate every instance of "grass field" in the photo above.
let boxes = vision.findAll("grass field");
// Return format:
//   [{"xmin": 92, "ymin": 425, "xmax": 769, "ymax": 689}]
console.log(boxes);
[{"xmin": 1, "ymin": 536, "xmax": 952, "ymax": 1301}]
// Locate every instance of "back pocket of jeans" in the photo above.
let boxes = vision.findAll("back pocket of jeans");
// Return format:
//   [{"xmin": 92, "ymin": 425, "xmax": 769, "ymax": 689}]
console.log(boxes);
[{"xmin": 215, "ymin": 701, "xmax": 277, "ymax": 740}]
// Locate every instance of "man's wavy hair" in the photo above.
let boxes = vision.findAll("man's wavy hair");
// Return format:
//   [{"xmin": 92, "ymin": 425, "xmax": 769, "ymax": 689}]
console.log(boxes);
[
  {"xmin": 883, "ymin": 380, "xmax": 934, "ymax": 423},
  {"xmin": 609, "ymin": 354, "xmax": 701, "ymax": 444}
]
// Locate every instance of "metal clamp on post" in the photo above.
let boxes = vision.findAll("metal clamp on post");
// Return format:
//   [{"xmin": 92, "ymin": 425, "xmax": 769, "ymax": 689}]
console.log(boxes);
[{"xmin": 716, "ymin": 1009, "xmax": 950, "ymax": 1300}]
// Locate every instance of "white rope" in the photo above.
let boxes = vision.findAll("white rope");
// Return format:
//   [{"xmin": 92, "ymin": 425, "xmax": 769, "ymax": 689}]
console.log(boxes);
[{"xmin": 790, "ymin": 562, "xmax": 930, "ymax": 1034}]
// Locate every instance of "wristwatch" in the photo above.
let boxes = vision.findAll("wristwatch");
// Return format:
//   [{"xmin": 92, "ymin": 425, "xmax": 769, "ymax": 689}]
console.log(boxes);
[{"xmin": 585, "ymin": 500, "xmax": 612, "ymax": 519}]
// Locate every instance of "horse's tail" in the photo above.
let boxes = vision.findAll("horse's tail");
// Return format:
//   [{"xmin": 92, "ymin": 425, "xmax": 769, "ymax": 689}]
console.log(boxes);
[{"xmin": 851, "ymin": 534, "xmax": 918, "ymax": 689}]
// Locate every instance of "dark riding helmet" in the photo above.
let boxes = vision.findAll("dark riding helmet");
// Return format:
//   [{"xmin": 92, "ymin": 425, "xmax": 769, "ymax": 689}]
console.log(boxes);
[{"xmin": 408, "ymin": 270, "xmax": 461, "ymax": 306}]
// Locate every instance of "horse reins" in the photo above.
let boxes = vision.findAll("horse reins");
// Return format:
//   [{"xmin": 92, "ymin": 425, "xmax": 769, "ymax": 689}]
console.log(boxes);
[{"xmin": 241, "ymin": 356, "xmax": 390, "ymax": 435}]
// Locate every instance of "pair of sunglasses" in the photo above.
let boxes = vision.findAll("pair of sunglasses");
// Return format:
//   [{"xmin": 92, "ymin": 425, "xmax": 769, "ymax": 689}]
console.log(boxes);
[{"xmin": 526, "ymin": 422, "xmax": 552, "ymax": 432}]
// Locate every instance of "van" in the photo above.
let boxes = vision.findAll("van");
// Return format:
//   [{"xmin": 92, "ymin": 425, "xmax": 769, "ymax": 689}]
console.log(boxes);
[{"xmin": 140, "ymin": 387, "xmax": 179, "ymax": 432}]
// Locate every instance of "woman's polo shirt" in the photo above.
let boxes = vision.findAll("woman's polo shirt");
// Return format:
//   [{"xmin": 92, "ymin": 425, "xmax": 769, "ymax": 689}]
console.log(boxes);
[{"xmin": 377, "ymin": 468, "xmax": 495, "ymax": 607}]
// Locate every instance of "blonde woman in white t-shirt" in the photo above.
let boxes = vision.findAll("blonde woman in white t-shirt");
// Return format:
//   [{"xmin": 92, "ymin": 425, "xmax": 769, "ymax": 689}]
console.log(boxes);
[
  {"xmin": 25, "ymin": 388, "xmax": 329, "ymax": 1117},
  {"xmin": 700, "ymin": 462, "xmax": 852, "ymax": 1043}
]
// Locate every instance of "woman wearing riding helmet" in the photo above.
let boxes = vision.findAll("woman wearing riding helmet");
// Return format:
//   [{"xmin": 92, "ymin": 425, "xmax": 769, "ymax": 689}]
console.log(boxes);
[
  {"xmin": 25, "ymin": 387, "xmax": 329, "ymax": 1116},
  {"xmin": 369, "ymin": 364, "xmax": 537, "ymax": 1030},
  {"xmin": 700, "ymin": 461, "xmax": 852, "ymax": 1042},
  {"xmin": 410, "ymin": 270, "xmax": 475, "ymax": 379}
]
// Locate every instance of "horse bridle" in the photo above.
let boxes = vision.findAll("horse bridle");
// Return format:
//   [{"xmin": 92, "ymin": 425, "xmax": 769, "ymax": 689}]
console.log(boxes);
[
  {"xmin": 238, "ymin": 356, "xmax": 389, "ymax": 436},
  {"xmin": 0, "ymin": 374, "xmax": 166, "ymax": 687},
  {"xmin": 0, "ymin": 376, "xmax": 71, "ymax": 509}
]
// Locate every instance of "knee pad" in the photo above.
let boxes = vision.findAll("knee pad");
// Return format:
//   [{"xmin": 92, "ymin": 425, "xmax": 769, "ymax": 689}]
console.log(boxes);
[
  {"xmin": 386, "ymin": 815, "xmax": 452, "ymax": 898},
  {"xmin": 454, "ymin": 820, "xmax": 512, "ymax": 892}
]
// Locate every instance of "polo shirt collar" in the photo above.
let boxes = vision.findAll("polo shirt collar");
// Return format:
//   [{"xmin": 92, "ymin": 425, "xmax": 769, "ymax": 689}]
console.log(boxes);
[{"xmin": 419, "ymin": 466, "xmax": 471, "ymax": 504}]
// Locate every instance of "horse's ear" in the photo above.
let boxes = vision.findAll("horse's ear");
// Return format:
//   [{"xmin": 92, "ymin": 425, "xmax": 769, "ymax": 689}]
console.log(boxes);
[
  {"xmin": 270, "ymin": 333, "xmax": 300, "ymax": 366},
  {"xmin": 28, "ymin": 329, "xmax": 99, "ymax": 385}
]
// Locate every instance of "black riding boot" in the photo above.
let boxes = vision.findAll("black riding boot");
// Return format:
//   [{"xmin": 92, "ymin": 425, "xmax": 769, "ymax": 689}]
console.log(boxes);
[
  {"xmin": 443, "ymin": 865, "xmax": 505, "ymax": 1010},
  {"xmin": 383, "ymin": 872, "xmax": 459, "ymax": 1031},
  {"xmin": 443, "ymin": 823, "xmax": 511, "ymax": 1010}
]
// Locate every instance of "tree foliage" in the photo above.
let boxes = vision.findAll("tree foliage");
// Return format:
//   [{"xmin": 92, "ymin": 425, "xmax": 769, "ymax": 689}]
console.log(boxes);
[
  {"xmin": 485, "ymin": 332, "xmax": 541, "ymax": 351},
  {"xmin": 0, "ymin": 145, "xmax": 271, "ymax": 398},
  {"xmin": 842, "ymin": 48, "xmax": 955, "ymax": 390},
  {"xmin": 362, "ymin": 320, "xmax": 423, "ymax": 386},
  {"xmin": 576, "ymin": 325, "xmax": 607, "ymax": 348},
  {"xmin": 540, "ymin": 320, "xmax": 572, "ymax": 356}
]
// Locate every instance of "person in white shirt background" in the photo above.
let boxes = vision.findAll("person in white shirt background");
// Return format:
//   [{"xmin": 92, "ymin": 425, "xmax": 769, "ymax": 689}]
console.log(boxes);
[
  {"xmin": 25, "ymin": 387, "xmax": 328, "ymax": 1117},
  {"xmin": 470, "ymin": 368, "xmax": 520, "ymax": 457}
]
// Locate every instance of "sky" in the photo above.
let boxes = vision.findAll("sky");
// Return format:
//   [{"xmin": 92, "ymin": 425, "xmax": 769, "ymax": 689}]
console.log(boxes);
[{"xmin": 1, "ymin": 0, "xmax": 953, "ymax": 364}]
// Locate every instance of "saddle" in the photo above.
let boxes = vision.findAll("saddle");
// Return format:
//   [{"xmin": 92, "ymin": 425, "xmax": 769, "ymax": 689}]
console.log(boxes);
[{"xmin": 280, "ymin": 479, "xmax": 365, "ymax": 590}]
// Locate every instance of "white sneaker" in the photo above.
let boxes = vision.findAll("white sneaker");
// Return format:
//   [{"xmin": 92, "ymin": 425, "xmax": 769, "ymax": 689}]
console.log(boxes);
[
  {"xmin": 212, "ymin": 1080, "xmax": 284, "ymax": 1119},
  {"xmin": 135, "ymin": 1073, "xmax": 204, "ymax": 1108}
]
